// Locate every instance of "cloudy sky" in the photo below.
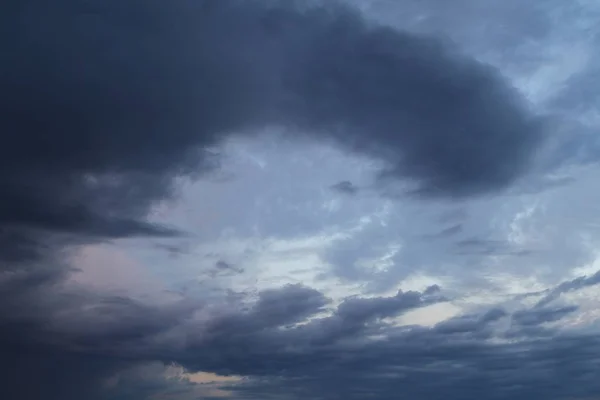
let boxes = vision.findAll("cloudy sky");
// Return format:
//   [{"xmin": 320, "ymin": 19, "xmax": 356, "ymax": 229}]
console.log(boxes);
[{"xmin": 4, "ymin": 0, "xmax": 600, "ymax": 399}]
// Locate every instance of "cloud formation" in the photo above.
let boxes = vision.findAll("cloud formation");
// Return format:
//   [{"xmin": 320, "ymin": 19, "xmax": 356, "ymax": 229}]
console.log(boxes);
[
  {"xmin": 1, "ymin": 0, "xmax": 588, "ymax": 399},
  {"xmin": 6, "ymin": 275, "xmax": 598, "ymax": 400},
  {"xmin": 2, "ymin": 0, "xmax": 543, "ymax": 262}
]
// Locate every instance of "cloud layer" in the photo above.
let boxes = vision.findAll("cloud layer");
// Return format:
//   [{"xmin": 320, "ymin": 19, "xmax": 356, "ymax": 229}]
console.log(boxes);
[{"xmin": 3, "ymin": 0, "xmax": 596, "ymax": 399}]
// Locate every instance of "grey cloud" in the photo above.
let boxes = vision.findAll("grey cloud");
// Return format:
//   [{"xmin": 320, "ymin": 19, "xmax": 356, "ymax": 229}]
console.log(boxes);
[
  {"xmin": 199, "ymin": 285, "xmax": 442, "ymax": 354},
  {"xmin": 0, "ymin": 344, "xmax": 129, "ymax": 400},
  {"xmin": 269, "ymin": 285, "xmax": 447, "ymax": 348},
  {"xmin": 337, "ymin": 285, "xmax": 443, "ymax": 321},
  {"xmin": 0, "ymin": 274, "xmax": 596, "ymax": 400},
  {"xmin": 202, "ymin": 284, "xmax": 331, "ymax": 343},
  {"xmin": 252, "ymin": 284, "xmax": 331, "ymax": 327},
  {"xmin": 434, "ymin": 307, "xmax": 507, "ymax": 336},
  {"xmin": 0, "ymin": 272, "xmax": 148, "ymax": 399},
  {"xmin": 512, "ymin": 306, "xmax": 579, "ymax": 327},
  {"xmin": 430, "ymin": 304, "xmax": 578, "ymax": 342},
  {"xmin": 2, "ymin": 0, "xmax": 543, "ymax": 264},
  {"xmin": 536, "ymin": 270, "xmax": 600, "ymax": 308},
  {"xmin": 192, "ymin": 303, "xmax": 600, "ymax": 400},
  {"xmin": 209, "ymin": 260, "xmax": 244, "ymax": 277},
  {"xmin": 331, "ymin": 180, "xmax": 360, "ymax": 195},
  {"xmin": 229, "ymin": 334, "xmax": 600, "ymax": 400},
  {"xmin": 502, "ymin": 305, "xmax": 580, "ymax": 339}
]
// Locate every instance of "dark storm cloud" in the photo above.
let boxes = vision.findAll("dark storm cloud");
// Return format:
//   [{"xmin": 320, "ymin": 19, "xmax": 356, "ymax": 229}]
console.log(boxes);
[
  {"xmin": 205, "ymin": 302, "xmax": 597, "ymax": 400},
  {"xmin": 1, "ymin": 0, "xmax": 543, "ymax": 263},
  {"xmin": 0, "ymin": 264, "xmax": 199, "ymax": 400},
  {"xmin": 1, "ymin": 275, "xmax": 598, "ymax": 400},
  {"xmin": 0, "ymin": 344, "xmax": 128, "ymax": 400},
  {"xmin": 0, "ymin": 281, "xmax": 444, "ymax": 399},
  {"xmin": 212, "ymin": 284, "xmax": 331, "ymax": 333},
  {"xmin": 0, "ymin": 0, "xmax": 554, "ymax": 398},
  {"xmin": 176, "ymin": 284, "xmax": 448, "ymax": 375},
  {"xmin": 171, "ymin": 296, "xmax": 600, "ymax": 400},
  {"xmin": 229, "ymin": 335, "xmax": 600, "ymax": 400}
]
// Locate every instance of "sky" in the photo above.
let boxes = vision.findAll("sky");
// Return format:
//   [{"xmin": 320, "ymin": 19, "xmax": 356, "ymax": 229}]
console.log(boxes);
[{"xmin": 3, "ymin": 0, "xmax": 600, "ymax": 399}]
